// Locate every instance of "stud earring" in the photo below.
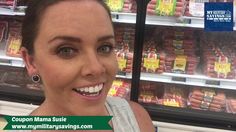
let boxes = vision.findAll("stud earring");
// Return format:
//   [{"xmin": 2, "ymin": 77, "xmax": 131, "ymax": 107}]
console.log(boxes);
[{"xmin": 32, "ymin": 74, "xmax": 41, "ymax": 83}]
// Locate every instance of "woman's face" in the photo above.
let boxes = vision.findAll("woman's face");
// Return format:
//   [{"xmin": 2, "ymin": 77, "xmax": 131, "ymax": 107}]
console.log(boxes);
[{"xmin": 26, "ymin": 1, "xmax": 118, "ymax": 114}]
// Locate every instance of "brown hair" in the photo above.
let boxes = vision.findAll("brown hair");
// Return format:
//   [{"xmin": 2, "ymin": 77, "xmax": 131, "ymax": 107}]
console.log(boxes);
[{"xmin": 21, "ymin": 0, "xmax": 112, "ymax": 55}]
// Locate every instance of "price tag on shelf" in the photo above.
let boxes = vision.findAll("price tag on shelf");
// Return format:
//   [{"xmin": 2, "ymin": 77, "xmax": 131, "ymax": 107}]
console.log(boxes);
[
  {"xmin": 205, "ymin": 80, "xmax": 220, "ymax": 86},
  {"xmin": 171, "ymin": 77, "xmax": 186, "ymax": 82},
  {"xmin": 111, "ymin": 14, "xmax": 118, "ymax": 20},
  {"xmin": 11, "ymin": 60, "xmax": 24, "ymax": 67}
]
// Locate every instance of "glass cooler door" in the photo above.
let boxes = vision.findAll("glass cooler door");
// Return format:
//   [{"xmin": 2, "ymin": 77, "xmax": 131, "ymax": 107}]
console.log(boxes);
[{"xmin": 136, "ymin": 0, "xmax": 236, "ymax": 131}]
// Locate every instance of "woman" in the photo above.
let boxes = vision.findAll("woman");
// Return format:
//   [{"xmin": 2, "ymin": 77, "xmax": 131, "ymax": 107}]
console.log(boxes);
[{"xmin": 20, "ymin": 0, "xmax": 155, "ymax": 131}]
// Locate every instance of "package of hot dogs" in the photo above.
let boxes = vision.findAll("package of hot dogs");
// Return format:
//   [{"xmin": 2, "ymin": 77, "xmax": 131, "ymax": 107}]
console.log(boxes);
[
  {"xmin": 157, "ymin": 84, "xmax": 188, "ymax": 108},
  {"xmin": 138, "ymin": 81, "xmax": 159, "ymax": 104},
  {"xmin": 116, "ymin": 46, "xmax": 133, "ymax": 75},
  {"xmin": 108, "ymin": 79, "xmax": 131, "ymax": 100},
  {"xmin": 105, "ymin": 0, "xmax": 136, "ymax": 13},
  {"xmin": 188, "ymin": 87, "xmax": 226, "ymax": 112},
  {"xmin": 226, "ymin": 95, "xmax": 236, "ymax": 114},
  {"xmin": 147, "ymin": 0, "xmax": 186, "ymax": 17},
  {"xmin": 200, "ymin": 35, "xmax": 236, "ymax": 79},
  {"xmin": 115, "ymin": 24, "xmax": 134, "ymax": 75},
  {"xmin": 165, "ymin": 53, "xmax": 199, "ymax": 74},
  {"xmin": 163, "ymin": 28, "xmax": 196, "ymax": 55},
  {"xmin": 5, "ymin": 21, "xmax": 22, "ymax": 57},
  {"xmin": 0, "ymin": 0, "xmax": 14, "ymax": 7},
  {"xmin": 141, "ymin": 43, "xmax": 166, "ymax": 74},
  {"xmin": 0, "ymin": 21, "xmax": 7, "ymax": 42}
]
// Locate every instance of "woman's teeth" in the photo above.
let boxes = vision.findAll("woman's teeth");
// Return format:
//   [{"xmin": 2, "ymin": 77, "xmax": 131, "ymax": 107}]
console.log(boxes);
[{"xmin": 73, "ymin": 84, "xmax": 103, "ymax": 96}]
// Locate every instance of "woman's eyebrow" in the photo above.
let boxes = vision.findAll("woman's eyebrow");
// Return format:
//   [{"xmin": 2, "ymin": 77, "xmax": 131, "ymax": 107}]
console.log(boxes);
[
  {"xmin": 48, "ymin": 35, "xmax": 114, "ymax": 43},
  {"xmin": 97, "ymin": 35, "xmax": 115, "ymax": 42},
  {"xmin": 48, "ymin": 36, "xmax": 82, "ymax": 43}
]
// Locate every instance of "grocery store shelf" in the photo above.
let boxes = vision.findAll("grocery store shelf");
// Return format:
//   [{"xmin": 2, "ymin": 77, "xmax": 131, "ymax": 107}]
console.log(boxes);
[
  {"xmin": 140, "ymin": 72, "xmax": 236, "ymax": 90},
  {"xmin": 116, "ymin": 73, "xmax": 132, "ymax": 79},
  {"xmin": 153, "ymin": 121, "xmax": 236, "ymax": 132},
  {"xmin": 145, "ymin": 15, "xmax": 204, "ymax": 28},
  {"xmin": 111, "ymin": 12, "xmax": 136, "ymax": 24},
  {"xmin": 0, "ymin": 41, "xmax": 24, "ymax": 67},
  {"xmin": 0, "ymin": 7, "xmax": 25, "ymax": 16},
  {"xmin": 144, "ymin": 104, "xmax": 236, "ymax": 131}
]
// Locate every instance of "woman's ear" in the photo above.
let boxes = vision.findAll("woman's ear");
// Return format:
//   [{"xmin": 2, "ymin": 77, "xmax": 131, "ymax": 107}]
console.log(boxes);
[{"xmin": 20, "ymin": 47, "xmax": 38, "ymax": 76}]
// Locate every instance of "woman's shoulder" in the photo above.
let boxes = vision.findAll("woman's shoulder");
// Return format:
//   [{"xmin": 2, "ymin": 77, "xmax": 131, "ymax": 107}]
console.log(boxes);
[
  {"xmin": 106, "ymin": 97, "xmax": 155, "ymax": 131},
  {"xmin": 128, "ymin": 101, "xmax": 155, "ymax": 132}
]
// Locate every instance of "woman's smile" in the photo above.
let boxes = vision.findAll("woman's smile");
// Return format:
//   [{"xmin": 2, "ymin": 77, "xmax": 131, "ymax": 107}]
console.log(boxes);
[{"xmin": 72, "ymin": 83, "xmax": 104, "ymax": 99}]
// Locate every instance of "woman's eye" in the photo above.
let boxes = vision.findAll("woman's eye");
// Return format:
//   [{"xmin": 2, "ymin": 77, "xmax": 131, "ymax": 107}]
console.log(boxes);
[
  {"xmin": 98, "ymin": 45, "xmax": 114, "ymax": 54},
  {"xmin": 57, "ymin": 47, "xmax": 77, "ymax": 58}
]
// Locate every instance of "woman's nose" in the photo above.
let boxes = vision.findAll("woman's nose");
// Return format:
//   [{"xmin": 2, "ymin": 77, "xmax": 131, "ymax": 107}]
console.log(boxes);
[{"xmin": 80, "ymin": 53, "xmax": 105, "ymax": 77}]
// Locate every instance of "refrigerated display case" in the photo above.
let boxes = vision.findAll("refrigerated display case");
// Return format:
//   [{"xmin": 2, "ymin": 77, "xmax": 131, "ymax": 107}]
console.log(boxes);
[
  {"xmin": 130, "ymin": 0, "xmax": 236, "ymax": 131},
  {"xmin": 0, "ymin": 0, "xmax": 236, "ymax": 131}
]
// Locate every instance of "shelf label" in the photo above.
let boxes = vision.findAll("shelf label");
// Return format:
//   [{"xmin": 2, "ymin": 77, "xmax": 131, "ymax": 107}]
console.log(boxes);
[
  {"xmin": 111, "ymin": 14, "xmax": 118, "ymax": 20},
  {"xmin": 171, "ymin": 77, "xmax": 186, "ymax": 82},
  {"xmin": 204, "ymin": 2, "xmax": 233, "ymax": 31},
  {"xmin": 205, "ymin": 80, "xmax": 220, "ymax": 86}
]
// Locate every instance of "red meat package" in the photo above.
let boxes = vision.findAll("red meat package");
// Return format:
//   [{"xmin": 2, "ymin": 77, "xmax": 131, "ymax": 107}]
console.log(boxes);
[
  {"xmin": 116, "ymin": 46, "xmax": 133, "ymax": 74},
  {"xmin": 6, "ymin": 22, "xmax": 22, "ymax": 57},
  {"xmin": 105, "ymin": 0, "xmax": 136, "ymax": 13},
  {"xmin": 0, "ymin": 0, "xmax": 14, "ymax": 7},
  {"xmin": 188, "ymin": 87, "xmax": 226, "ymax": 112},
  {"xmin": 199, "ymin": 32, "xmax": 236, "ymax": 79},
  {"xmin": 115, "ymin": 24, "xmax": 134, "ymax": 74},
  {"xmin": 138, "ymin": 82, "xmax": 159, "ymax": 104},
  {"xmin": 141, "ymin": 44, "xmax": 165, "ymax": 74},
  {"xmin": 108, "ymin": 79, "xmax": 131, "ymax": 100},
  {"xmin": 165, "ymin": 54, "xmax": 199, "ymax": 74},
  {"xmin": 163, "ymin": 28, "xmax": 197, "ymax": 56},
  {"xmin": 202, "ymin": 46, "xmax": 236, "ymax": 79},
  {"xmin": 157, "ymin": 84, "xmax": 188, "ymax": 108},
  {"xmin": 147, "ymin": 0, "xmax": 186, "ymax": 17},
  {"xmin": 0, "ymin": 21, "xmax": 7, "ymax": 42},
  {"xmin": 226, "ymin": 95, "xmax": 236, "ymax": 114}
]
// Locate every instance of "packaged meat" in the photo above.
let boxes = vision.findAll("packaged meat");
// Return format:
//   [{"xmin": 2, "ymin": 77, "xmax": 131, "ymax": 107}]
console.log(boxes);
[
  {"xmin": 0, "ymin": 21, "xmax": 8, "ymax": 42},
  {"xmin": 141, "ymin": 45, "xmax": 166, "ymax": 74},
  {"xmin": 0, "ymin": 0, "xmax": 14, "ymax": 7},
  {"xmin": 201, "ymin": 35, "xmax": 236, "ymax": 79},
  {"xmin": 225, "ymin": 93, "xmax": 236, "ymax": 114},
  {"xmin": 114, "ymin": 24, "xmax": 134, "ymax": 75},
  {"xmin": 157, "ymin": 84, "xmax": 188, "ymax": 108},
  {"xmin": 138, "ymin": 81, "xmax": 162, "ymax": 104},
  {"xmin": 188, "ymin": 87, "xmax": 226, "ymax": 112},
  {"xmin": 108, "ymin": 79, "xmax": 131, "ymax": 100},
  {"xmin": 165, "ymin": 54, "xmax": 199, "ymax": 74},
  {"xmin": 116, "ymin": 44, "xmax": 133, "ymax": 75},
  {"xmin": 5, "ymin": 21, "xmax": 22, "ymax": 57},
  {"xmin": 147, "ymin": 0, "xmax": 186, "ymax": 17},
  {"xmin": 105, "ymin": 0, "xmax": 136, "ymax": 13}
]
